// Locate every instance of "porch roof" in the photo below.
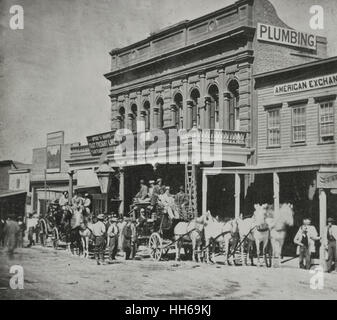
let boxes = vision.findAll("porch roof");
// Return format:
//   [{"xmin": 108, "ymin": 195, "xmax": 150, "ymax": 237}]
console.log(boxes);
[{"xmin": 202, "ymin": 162, "xmax": 337, "ymax": 175}]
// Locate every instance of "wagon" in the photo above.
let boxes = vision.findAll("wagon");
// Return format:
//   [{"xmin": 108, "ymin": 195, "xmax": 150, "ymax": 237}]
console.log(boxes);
[{"xmin": 129, "ymin": 201, "xmax": 195, "ymax": 261}]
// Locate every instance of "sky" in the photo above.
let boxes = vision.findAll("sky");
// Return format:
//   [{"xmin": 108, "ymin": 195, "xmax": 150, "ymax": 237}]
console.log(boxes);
[{"xmin": 0, "ymin": 0, "xmax": 337, "ymax": 163}]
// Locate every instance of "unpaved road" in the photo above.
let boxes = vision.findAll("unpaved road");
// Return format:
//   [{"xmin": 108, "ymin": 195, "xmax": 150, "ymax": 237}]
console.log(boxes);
[{"xmin": 0, "ymin": 246, "xmax": 336, "ymax": 300}]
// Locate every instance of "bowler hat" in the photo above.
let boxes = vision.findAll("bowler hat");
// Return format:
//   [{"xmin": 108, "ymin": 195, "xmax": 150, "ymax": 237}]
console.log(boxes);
[
  {"xmin": 97, "ymin": 214, "xmax": 105, "ymax": 220},
  {"xmin": 328, "ymin": 217, "xmax": 335, "ymax": 223}
]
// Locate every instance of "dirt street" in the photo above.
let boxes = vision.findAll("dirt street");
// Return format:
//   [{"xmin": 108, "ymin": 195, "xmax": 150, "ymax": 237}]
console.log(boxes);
[{"xmin": 0, "ymin": 246, "xmax": 336, "ymax": 300}]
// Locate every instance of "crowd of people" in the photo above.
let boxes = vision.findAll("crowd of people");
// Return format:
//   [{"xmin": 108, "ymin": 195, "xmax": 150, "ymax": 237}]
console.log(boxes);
[{"xmin": 1, "ymin": 180, "xmax": 337, "ymax": 273}]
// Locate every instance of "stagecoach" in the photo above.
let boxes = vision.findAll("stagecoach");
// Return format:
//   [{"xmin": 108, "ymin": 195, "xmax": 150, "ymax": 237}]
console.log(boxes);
[
  {"xmin": 39, "ymin": 201, "xmax": 71, "ymax": 249},
  {"xmin": 129, "ymin": 200, "xmax": 195, "ymax": 261}
]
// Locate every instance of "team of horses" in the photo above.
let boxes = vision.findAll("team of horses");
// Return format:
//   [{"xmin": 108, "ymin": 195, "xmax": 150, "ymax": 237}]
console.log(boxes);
[
  {"xmin": 40, "ymin": 201, "xmax": 294, "ymax": 267},
  {"xmin": 173, "ymin": 203, "xmax": 294, "ymax": 267}
]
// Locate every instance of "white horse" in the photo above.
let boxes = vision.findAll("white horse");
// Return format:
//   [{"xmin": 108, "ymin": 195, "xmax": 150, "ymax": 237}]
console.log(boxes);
[
  {"xmin": 221, "ymin": 218, "xmax": 239, "ymax": 265},
  {"xmin": 200, "ymin": 211, "xmax": 238, "ymax": 264},
  {"xmin": 174, "ymin": 217, "xmax": 205, "ymax": 262},
  {"xmin": 266, "ymin": 203, "xmax": 294, "ymax": 267},
  {"xmin": 237, "ymin": 204, "xmax": 270, "ymax": 266}
]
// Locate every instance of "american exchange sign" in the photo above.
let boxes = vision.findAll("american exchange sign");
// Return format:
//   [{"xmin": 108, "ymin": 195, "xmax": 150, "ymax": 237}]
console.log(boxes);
[{"xmin": 274, "ymin": 73, "xmax": 337, "ymax": 96}]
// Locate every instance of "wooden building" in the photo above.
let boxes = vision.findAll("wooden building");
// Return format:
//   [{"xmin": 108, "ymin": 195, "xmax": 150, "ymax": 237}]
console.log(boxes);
[{"xmin": 203, "ymin": 56, "xmax": 337, "ymax": 266}]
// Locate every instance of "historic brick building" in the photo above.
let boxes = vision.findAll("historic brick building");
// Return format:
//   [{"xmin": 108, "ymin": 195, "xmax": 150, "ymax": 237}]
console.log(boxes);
[{"xmin": 68, "ymin": 0, "xmax": 327, "ymax": 217}]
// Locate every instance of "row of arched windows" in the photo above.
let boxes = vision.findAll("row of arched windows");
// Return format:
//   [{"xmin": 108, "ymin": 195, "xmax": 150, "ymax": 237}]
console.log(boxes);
[{"xmin": 117, "ymin": 80, "xmax": 239, "ymax": 132}]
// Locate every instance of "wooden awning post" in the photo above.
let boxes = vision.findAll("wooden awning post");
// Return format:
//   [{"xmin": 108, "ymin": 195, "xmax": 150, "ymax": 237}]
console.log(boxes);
[
  {"xmin": 119, "ymin": 167, "xmax": 125, "ymax": 217},
  {"xmin": 319, "ymin": 188, "xmax": 327, "ymax": 269},
  {"xmin": 235, "ymin": 173, "xmax": 240, "ymax": 219},
  {"xmin": 273, "ymin": 172, "xmax": 280, "ymax": 215},
  {"xmin": 68, "ymin": 170, "xmax": 74, "ymax": 205},
  {"xmin": 202, "ymin": 171, "xmax": 208, "ymax": 215}
]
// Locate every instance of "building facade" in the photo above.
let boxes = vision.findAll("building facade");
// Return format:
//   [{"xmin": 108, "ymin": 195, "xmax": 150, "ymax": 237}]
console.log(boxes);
[{"xmin": 67, "ymin": 0, "xmax": 327, "ymax": 217}]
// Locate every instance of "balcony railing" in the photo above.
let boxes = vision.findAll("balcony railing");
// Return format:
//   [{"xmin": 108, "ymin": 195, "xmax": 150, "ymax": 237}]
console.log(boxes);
[{"xmin": 179, "ymin": 129, "xmax": 248, "ymax": 146}]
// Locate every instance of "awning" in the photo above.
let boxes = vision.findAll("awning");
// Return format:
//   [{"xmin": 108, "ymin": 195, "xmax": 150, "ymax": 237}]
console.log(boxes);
[
  {"xmin": 0, "ymin": 190, "xmax": 27, "ymax": 198},
  {"xmin": 202, "ymin": 162, "xmax": 337, "ymax": 175}
]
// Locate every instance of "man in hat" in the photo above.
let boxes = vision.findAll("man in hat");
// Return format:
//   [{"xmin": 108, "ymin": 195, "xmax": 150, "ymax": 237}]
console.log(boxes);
[
  {"xmin": 159, "ymin": 186, "xmax": 179, "ymax": 219},
  {"xmin": 91, "ymin": 214, "xmax": 107, "ymax": 265},
  {"xmin": 121, "ymin": 217, "xmax": 132, "ymax": 260},
  {"xmin": 324, "ymin": 217, "xmax": 337, "ymax": 273},
  {"xmin": 59, "ymin": 191, "xmax": 69, "ymax": 209},
  {"xmin": 175, "ymin": 186, "xmax": 189, "ymax": 219},
  {"xmin": 26, "ymin": 212, "xmax": 38, "ymax": 247},
  {"xmin": 294, "ymin": 217, "xmax": 321, "ymax": 269},
  {"xmin": 148, "ymin": 180, "xmax": 155, "ymax": 198},
  {"xmin": 130, "ymin": 217, "xmax": 138, "ymax": 260},
  {"xmin": 3, "ymin": 214, "xmax": 20, "ymax": 257},
  {"xmin": 134, "ymin": 179, "xmax": 149, "ymax": 203},
  {"xmin": 107, "ymin": 215, "xmax": 119, "ymax": 262}
]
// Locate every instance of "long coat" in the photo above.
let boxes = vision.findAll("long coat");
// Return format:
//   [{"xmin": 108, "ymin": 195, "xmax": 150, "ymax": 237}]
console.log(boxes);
[{"xmin": 4, "ymin": 220, "xmax": 20, "ymax": 252}]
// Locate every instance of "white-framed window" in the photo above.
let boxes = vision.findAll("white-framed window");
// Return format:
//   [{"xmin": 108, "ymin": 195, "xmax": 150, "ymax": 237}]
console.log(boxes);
[
  {"xmin": 319, "ymin": 101, "xmax": 334, "ymax": 143},
  {"xmin": 292, "ymin": 106, "xmax": 306, "ymax": 143},
  {"xmin": 267, "ymin": 109, "xmax": 281, "ymax": 147}
]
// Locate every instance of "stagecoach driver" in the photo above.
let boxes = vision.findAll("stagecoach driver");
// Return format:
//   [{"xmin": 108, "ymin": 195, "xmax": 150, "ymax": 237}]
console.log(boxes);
[
  {"xmin": 134, "ymin": 179, "xmax": 149, "ymax": 203},
  {"xmin": 324, "ymin": 217, "xmax": 337, "ymax": 273},
  {"xmin": 294, "ymin": 217, "xmax": 321, "ymax": 270},
  {"xmin": 92, "ymin": 214, "xmax": 107, "ymax": 265},
  {"xmin": 59, "ymin": 191, "xmax": 69, "ymax": 209}
]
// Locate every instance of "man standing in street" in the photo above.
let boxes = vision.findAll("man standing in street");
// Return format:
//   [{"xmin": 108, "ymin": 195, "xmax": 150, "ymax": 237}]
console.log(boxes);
[
  {"xmin": 3, "ymin": 214, "xmax": 20, "ymax": 257},
  {"xmin": 26, "ymin": 213, "xmax": 38, "ymax": 247},
  {"xmin": 121, "ymin": 217, "xmax": 133, "ymax": 260},
  {"xmin": 107, "ymin": 215, "xmax": 119, "ymax": 262},
  {"xmin": 91, "ymin": 214, "xmax": 107, "ymax": 265},
  {"xmin": 324, "ymin": 217, "xmax": 337, "ymax": 273},
  {"xmin": 294, "ymin": 217, "xmax": 321, "ymax": 270},
  {"xmin": 130, "ymin": 217, "xmax": 138, "ymax": 260}
]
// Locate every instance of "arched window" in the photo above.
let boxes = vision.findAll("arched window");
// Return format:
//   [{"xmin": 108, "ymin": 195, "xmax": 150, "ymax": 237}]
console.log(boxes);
[
  {"xmin": 118, "ymin": 106, "xmax": 125, "ymax": 129},
  {"xmin": 190, "ymin": 89, "xmax": 200, "ymax": 129},
  {"xmin": 173, "ymin": 93, "xmax": 183, "ymax": 129},
  {"xmin": 208, "ymin": 84, "xmax": 219, "ymax": 130},
  {"xmin": 156, "ymin": 97, "xmax": 164, "ymax": 129},
  {"xmin": 143, "ymin": 101, "xmax": 151, "ymax": 131},
  {"xmin": 130, "ymin": 103, "xmax": 137, "ymax": 132},
  {"xmin": 228, "ymin": 80, "xmax": 239, "ymax": 131}
]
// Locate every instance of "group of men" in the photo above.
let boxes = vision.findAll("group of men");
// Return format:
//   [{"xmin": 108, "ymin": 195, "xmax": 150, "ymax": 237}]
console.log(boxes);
[
  {"xmin": 294, "ymin": 216, "xmax": 337, "ymax": 273},
  {"xmin": 90, "ymin": 213, "xmax": 137, "ymax": 265},
  {"xmin": 0, "ymin": 215, "xmax": 26, "ymax": 257},
  {"xmin": 133, "ymin": 178, "xmax": 189, "ymax": 220}
]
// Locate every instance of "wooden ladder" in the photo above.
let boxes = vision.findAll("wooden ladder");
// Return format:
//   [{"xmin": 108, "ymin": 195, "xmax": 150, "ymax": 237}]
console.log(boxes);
[{"xmin": 185, "ymin": 162, "xmax": 197, "ymax": 217}]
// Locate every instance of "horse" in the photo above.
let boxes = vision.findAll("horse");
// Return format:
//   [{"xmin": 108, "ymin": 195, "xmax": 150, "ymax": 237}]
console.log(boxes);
[
  {"xmin": 221, "ymin": 218, "xmax": 239, "ymax": 265},
  {"xmin": 266, "ymin": 203, "xmax": 294, "ymax": 267},
  {"xmin": 200, "ymin": 211, "xmax": 239, "ymax": 264},
  {"xmin": 237, "ymin": 204, "xmax": 270, "ymax": 266},
  {"xmin": 173, "ymin": 217, "xmax": 205, "ymax": 262}
]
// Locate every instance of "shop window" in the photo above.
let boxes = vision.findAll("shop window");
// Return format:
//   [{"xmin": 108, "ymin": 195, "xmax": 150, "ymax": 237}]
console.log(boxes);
[
  {"xmin": 267, "ymin": 109, "xmax": 281, "ymax": 147},
  {"xmin": 143, "ymin": 101, "xmax": 151, "ymax": 131},
  {"xmin": 16, "ymin": 179, "xmax": 20, "ymax": 189},
  {"xmin": 319, "ymin": 101, "xmax": 334, "ymax": 143},
  {"xmin": 130, "ymin": 104, "xmax": 137, "ymax": 132},
  {"xmin": 292, "ymin": 106, "xmax": 306, "ymax": 144},
  {"xmin": 173, "ymin": 93, "xmax": 183, "ymax": 129}
]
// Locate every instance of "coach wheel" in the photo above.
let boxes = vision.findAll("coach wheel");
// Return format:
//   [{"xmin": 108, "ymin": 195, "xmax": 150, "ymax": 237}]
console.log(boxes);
[{"xmin": 149, "ymin": 232, "xmax": 163, "ymax": 261}]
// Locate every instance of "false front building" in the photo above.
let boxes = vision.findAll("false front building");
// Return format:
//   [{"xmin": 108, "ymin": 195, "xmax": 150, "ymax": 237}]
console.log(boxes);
[{"xmin": 67, "ymin": 0, "xmax": 327, "ymax": 218}]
